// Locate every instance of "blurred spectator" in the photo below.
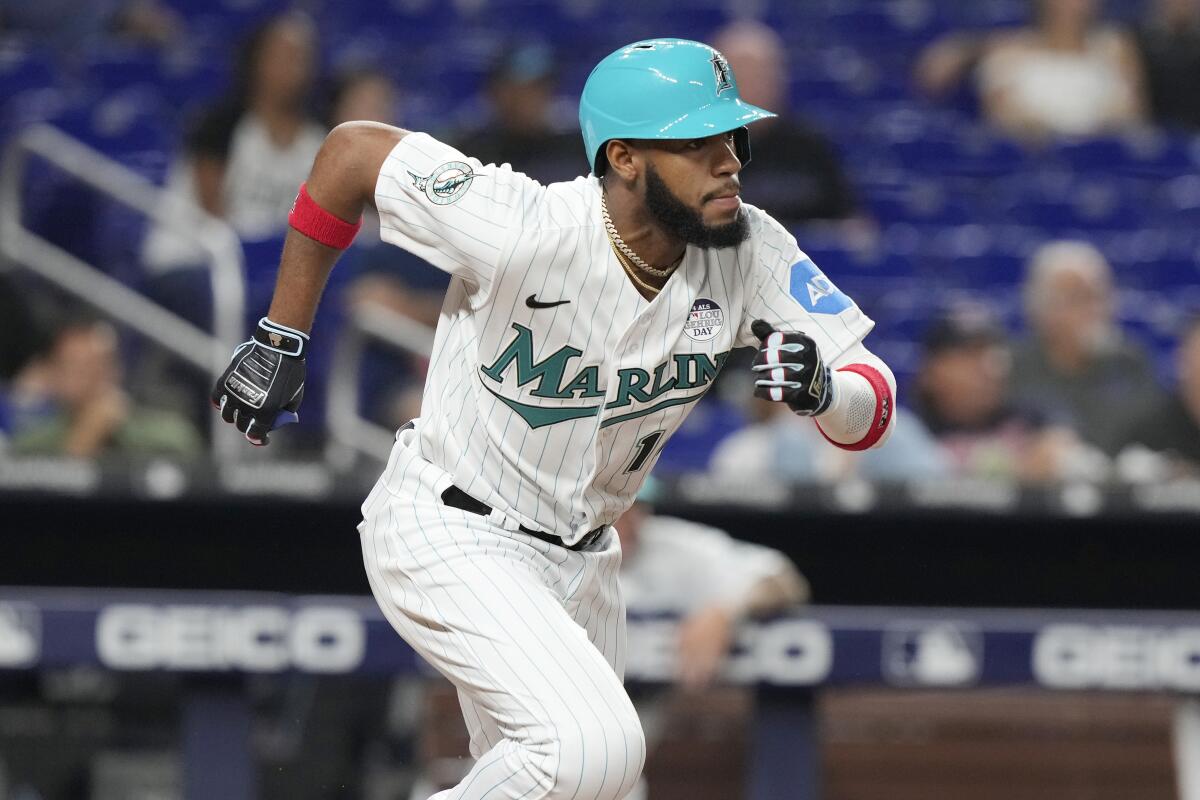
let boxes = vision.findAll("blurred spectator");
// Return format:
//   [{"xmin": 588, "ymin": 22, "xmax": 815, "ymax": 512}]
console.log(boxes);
[
  {"xmin": 913, "ymin": 31, "xmax": 988, "ymax": 104},
  {"xmin": 616, "ymin": 478, "xmax": 808, "ymax": 690},
  {"xmin": 191, "ymin": 11, "xmax": 323, "ymax": 237},
  {"xmin": 712, "ymin": 20, "xmax": 858, "ymax": 224},
  {"xmin": 1116, "ymin": 317, "xmax": 1200, "ymax": 473},
  {"xmin": 977, "ymin": 0, "xmax": 1147, "ymax": 143},
  {"xmin": 0, "ymin": 275, "xmax": 46, "ymax": 384},
  {"xmin": 324, "ymin": 67, "xmax": 401, "ymax": 129},
  {"xmin": 709, "ymin": 395, "xmax": 949, "ymax": 483},
  {"xmin": 915, "ymin": 307, "xmax": 1101, "ymax": 481},
  {"xmin": 0, "ymin": 0, "xmax": 178, "ymax": 51},
  {"xmin": 1012, "ymin": 241, "xmax": 1164, "ymax": 455},
  {"xmin": 109, "ymin": 0, "xmax": 183, "ymax": 50},
  {"xmin": 615, "ymin": 478, "xmax": 807, "ymax": 800},
  {"xmin": 1135, "ymin": 0, "xmax": 1200, "ymax": 130},
  {"xmin": 451, "ymin": 42, "xmax": 583, "ymax": 185},
  {"xmin": 142, "ymin": 11, "xmax": 325, "ymax": 270},
  {"xmin": 0, "ymin": 276, "xmax": 54, "ymax": 445},
  {"xmin": 9, "ymin": 317, "xmax": 201, "ymax": 459}
]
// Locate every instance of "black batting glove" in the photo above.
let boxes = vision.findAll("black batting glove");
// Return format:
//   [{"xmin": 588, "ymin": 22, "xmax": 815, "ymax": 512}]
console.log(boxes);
[
  {"xmin": 750, "ymin": 319, "xmax": 833, "ymax": 416},
  {"xmin": 210, "ymin": 317, "xmax": 307, "ymax": 446}
]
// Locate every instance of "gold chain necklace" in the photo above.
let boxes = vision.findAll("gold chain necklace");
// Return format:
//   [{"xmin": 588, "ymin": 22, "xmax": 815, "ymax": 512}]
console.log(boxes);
[
  {"xmin": 608, "ymin": 238, "xmax": 661, "ymax": 296},
  {"xmin": 600, "ymin": 193, "xmax": 681, "ymax": 278}
]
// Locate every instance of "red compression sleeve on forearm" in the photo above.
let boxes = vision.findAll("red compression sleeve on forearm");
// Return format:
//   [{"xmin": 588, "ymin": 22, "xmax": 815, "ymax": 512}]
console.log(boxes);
[
  {"xmin": 288, "ymin": 182, "xmax": 363, "ymax": 249},
  {"xmin": 814, "ymin": 363, "xmax": 893, "ymax": 451}
]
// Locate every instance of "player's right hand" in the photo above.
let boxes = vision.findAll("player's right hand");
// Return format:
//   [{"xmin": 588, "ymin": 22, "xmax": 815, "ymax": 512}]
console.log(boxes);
[
  {"xmin": 750, "ymin": 319, "xmax": 832, "ymax": 416},
  {"xmin": 210, "ymin": 317, "xmax": 307, "ymax": 446}
]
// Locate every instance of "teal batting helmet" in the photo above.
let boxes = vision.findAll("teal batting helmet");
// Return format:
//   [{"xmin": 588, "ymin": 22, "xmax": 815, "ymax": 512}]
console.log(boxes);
[{"xmin": 578, "ymin": 38, "xmax": 777, "ymax": 176}]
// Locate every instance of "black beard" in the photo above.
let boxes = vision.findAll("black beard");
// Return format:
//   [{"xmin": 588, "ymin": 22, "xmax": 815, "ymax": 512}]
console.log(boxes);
[{"xmin": 643, "ymin": 165, "xmax": 749, "ymax": 249}]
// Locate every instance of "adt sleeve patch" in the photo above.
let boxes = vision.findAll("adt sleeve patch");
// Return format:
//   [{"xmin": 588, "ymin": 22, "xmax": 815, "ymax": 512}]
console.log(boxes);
[{"xmin": 789, "ymin": 258, "xmax": 852, "ymax": 314}]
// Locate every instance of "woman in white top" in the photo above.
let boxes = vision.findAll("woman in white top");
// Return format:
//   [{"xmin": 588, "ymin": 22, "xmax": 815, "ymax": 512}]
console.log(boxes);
[
  {"xmin": 977, "ymin": 0, "xmax": 1147, "ymax": 143},
  {"xmin": 143, "ymin": 12, "xmax": 326, "ymax": 270}
]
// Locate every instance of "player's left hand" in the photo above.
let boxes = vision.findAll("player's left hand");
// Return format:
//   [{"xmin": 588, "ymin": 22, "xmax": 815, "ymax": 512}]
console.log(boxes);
[
  {"xmin": 750, "ymin": 319, "xmax": 832, "ymax": 416},
  {"xmin": 210, "ymin": 317, "xmax": 306, "ymax": 446}
]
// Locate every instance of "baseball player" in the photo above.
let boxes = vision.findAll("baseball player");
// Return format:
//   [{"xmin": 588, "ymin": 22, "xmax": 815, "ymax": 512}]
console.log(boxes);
[{"xmin": 211, "ymin": 39, "xmax": 896, "ymax": 800}]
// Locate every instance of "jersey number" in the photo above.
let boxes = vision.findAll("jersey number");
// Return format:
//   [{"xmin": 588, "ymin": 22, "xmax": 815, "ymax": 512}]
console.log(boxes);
[{"xmin": 625, "ymin": 430, "xmax": 665, "ymax": 473}]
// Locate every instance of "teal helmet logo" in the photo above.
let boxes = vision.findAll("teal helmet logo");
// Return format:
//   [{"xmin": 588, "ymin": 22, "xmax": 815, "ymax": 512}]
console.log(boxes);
[
  {"xmin": 710, "ymin": 53, "xmax": 733, "ymax": 95},
  {"xmin": 578, "ymin": 38, "xmax": 776, "ymax": 176}
]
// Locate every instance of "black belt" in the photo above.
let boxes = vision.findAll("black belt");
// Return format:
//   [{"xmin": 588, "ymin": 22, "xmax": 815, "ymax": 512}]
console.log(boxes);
[{"xmin": 440, "ymin": 486, "xmax": 605, "ymax": 552}]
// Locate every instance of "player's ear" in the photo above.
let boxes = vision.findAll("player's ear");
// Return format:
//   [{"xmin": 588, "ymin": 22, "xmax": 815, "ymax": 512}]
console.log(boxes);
[{"xmin": 605, "ymin": 140, "xmax": 640, "ymax": 185}]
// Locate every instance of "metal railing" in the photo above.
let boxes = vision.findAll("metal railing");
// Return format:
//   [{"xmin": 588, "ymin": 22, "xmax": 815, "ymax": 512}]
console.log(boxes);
[
  {"xmin": 0, "ymin": 124, "xmax": 247, "ymax": 460},
  {"xmin": 326, "ymin": 304, "xmax": 436, "ymax": 466}
]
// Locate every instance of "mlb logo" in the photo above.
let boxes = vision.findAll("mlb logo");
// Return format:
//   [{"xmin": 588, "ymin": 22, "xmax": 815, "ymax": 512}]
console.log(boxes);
[
  {"xmin": 0, "ymin": 602, "xmax": 41, "ymax": 668},
  {"xmin": 882, "ymin": 621, "xmax": 982, "ymax": 687}
]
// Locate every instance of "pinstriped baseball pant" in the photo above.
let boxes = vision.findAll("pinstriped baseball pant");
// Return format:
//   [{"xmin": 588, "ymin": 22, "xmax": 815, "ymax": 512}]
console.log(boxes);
[{"xmin": 359, "ymin": 440, "xmax": 645, "ymax": 800}]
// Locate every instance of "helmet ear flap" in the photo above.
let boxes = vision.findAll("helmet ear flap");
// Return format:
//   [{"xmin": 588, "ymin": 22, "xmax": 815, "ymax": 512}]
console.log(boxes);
[{"xmin": 733, "ymin": 127, "xmax": 751, "ymax": 168}]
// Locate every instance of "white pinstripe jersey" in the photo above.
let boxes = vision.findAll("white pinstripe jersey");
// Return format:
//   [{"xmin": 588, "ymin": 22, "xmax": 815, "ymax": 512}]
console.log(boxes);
[{"xmin": 374, "ymin": 132, "xmax": 874, "ymax": 543}]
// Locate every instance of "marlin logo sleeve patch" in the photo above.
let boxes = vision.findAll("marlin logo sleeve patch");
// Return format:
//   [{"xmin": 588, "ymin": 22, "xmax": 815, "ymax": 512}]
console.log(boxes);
[
  {"xmin": 788, "ymin": 258, "xmax": 852, "ymax": 314},
  {"xmin": 407, "ymin": 161, "xmax": 478, "ymax": 205}
]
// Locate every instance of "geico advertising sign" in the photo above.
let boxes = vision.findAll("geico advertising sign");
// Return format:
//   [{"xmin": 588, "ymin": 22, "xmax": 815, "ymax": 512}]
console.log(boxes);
[
  {"xmin": 1034, "ymin": 624, "xmax": 1200, "ymax": 691},
  {"xmin": 0, "ymin": 602, "xmax": 41, "ymax": 668},
  {"xmin": 626, "ymin": 618, "xmax": 832, "ymax": 685},
  {"xmin": 96, "ymin": 604, "xmax": 365, "ymax": 673}
]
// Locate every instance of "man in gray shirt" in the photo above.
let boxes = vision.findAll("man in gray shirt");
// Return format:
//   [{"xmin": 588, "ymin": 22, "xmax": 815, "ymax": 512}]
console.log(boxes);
[{"xmin": 1011, "ymin": 240, "xmax": 1164, "ymax": 455}]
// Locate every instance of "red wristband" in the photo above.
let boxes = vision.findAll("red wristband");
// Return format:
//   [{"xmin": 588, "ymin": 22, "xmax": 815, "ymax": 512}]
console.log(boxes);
[
  {"xmin": 815, "ymin": 363, "xmax": 893, "ymax": 451},
  {"xmin": 288, "ymin": 182, "xmax": 362, "ymax": 249}
]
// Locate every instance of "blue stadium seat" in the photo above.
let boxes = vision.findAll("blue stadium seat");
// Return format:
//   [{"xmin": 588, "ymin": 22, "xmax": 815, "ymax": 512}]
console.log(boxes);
[
  {"xmin": 0, "ymin": 86, "xmax": 69, "ymax": 144},
  {"xmin": 0, "ymin": 40, "xmax": 58, "ymax": 98},
  {"xmin": 823, "ymin": 1, "xmax": 944, "ymax": 47},
  {"xmin": 17, "ymin": 92, "xmax": 171, "ymax": 285},
  {"xmin": 949, "ymin": 0, "xmax": 1028, "ymax": 28},
  {"xmin": 788, "ymin": 46, "xmax": 912, "ymax": 107},
  {"xmin": 654, "ymin": 396, "xmax": 747, "ymax": 474},
  {"xmin": 864, "ymin": 179, "xmax": 977, "ymax": 225},
  {"xmin": 322, "ymin": 0, "xmax": 458, "ymax": 47},
  {"xmin": 882, "ymin": 121, "xmax": 1025, "ymax": 178},
  {"xmin": 80, "ymin": 46, "xmax": 164, "ymax": 95},
  {"xmin": 48, "ymin": 89, "xmax": 171, "ymax": 181},
  {"xmin": 166, "ymin": 0, "xmax": 292, "ymax": 25},
  {"xmin": 1157, "ymin": 173, "xmax": 1200, "ymax": 232},
  {"xmin": 1051, "ymin": 132, "xmax": 1198, "ymax": 180},
  {"xmin": 157, "ymin": 55, "xmax": 229, "ymax": 120},
  {"xmin": 994, "ymin": 172, "xmax": 1148, "ymax": 234}
]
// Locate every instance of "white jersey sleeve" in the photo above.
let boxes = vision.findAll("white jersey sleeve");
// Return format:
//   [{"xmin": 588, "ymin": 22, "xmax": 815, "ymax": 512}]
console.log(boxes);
[
  {"xmin": 736, "ymin": 212, "xmax": 874, "ymax": 363},
  {"xmin": 373, "ymin": 132, "xmax": 542, "ymax": 294}
]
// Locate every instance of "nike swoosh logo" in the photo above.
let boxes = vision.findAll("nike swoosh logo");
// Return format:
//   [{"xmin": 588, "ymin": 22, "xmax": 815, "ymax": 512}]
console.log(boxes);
[{"xmin": 525, "ymin": 294, "xmax": 570, "ymax": 309}]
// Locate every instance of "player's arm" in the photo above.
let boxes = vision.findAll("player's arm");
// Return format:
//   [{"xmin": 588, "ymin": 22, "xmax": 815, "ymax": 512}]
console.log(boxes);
[
  {"xmin": 819, "ymin": 341, "xmax": 896, "ymax": 450},
  {"xmin": 210, "ymin": 121, "xmax": 407, "ymax": 445},
  {"xmin": 678, "ymin": 535, "xmax": 809, "ymax": 691},
  {"xmin": 751, "ymin": 323, "xmax": 896, "ymax": 450},
  {"xmin": 268, "ymin": 121, "xmax": 408, "ymax": 332},
  {"xmin": 742, "ymin": 217, "xmax": 896, "ymax": 450}
]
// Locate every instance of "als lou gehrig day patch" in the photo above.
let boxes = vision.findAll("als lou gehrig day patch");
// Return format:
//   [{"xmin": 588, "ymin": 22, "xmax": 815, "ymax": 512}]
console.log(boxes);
[{"xmin": 684, "ymin": 298, "xmax": 723, "ymax": 342}]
